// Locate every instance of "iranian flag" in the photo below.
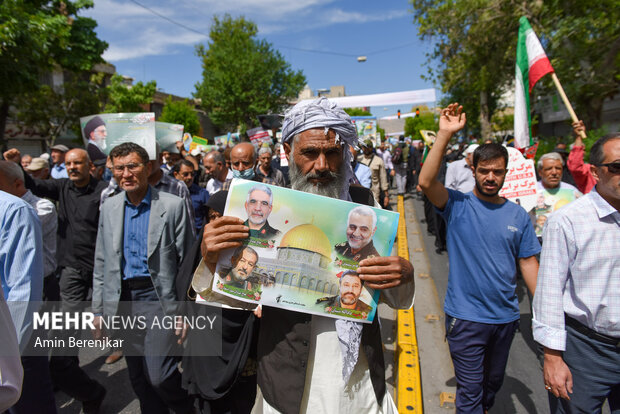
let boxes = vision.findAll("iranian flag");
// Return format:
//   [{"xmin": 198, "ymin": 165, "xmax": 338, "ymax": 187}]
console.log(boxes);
[{"xmin": 514, "ymin": 16, "xmax": 554, "ymax": 149}]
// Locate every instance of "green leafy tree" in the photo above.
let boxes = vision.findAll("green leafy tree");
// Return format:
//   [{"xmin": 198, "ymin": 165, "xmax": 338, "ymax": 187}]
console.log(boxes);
[
  {"xmin": 410, "ymin": 0, "xmax": 620, "ymax": 137},
  {"xmin": 194, "ymin": 15, "xmax": 306, "ymax": 130},
  {"xmin": 344, "ymin": 107, "xmax": 371, "ymax": 116},
  {"xmin": 159, "ymin": 97, "xmax": 201, "ymax": 136},
  {"xmin": 404, "ymin": 111, "xmax": 438, "ymax": 140},
  {"xmin": 103, "ymin": 74, "xmax": 156, "ymax": 113},
  {"xmin": 15, "ymin": 72, "xmax": 108, "ymax": 147},
  {"xmin": 0, "ymin": 0, "xmax": 107, "ymax": 150},
  {"xmin": 411, "ymin": 0, "xmax": 532, "ymax": 140},
  {"xmin": 536, "ymin": 1, "xmax": 620, "ymax": 129}
]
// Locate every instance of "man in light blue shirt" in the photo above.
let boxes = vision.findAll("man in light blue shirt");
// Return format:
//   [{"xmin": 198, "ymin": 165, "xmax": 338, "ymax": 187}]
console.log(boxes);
[
  {"xmin": 50, "ymin": 144, "xmax": 69, "ymax": 179},
  {"xmin": 0, "ymin": 190, "xmax": 57, "ymax": 413}
]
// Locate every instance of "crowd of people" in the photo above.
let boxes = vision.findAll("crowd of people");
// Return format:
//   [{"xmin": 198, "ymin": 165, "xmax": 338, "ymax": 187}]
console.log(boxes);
[{"xmin": 0, "ymin": 97, "xmax": 617, "ymax": 414}]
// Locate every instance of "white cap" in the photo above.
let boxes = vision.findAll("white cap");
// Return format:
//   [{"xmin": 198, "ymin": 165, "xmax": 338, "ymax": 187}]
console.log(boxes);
[{"xmin": 465, "ymin": 144, "xmax": 479, "ymax": 154}]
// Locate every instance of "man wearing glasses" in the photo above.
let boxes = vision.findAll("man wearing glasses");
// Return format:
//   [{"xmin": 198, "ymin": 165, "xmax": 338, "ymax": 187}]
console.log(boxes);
[
  {"xmin": 533, "ymin": 133, "xmax": 620, "ymax": 413},
  {"xmin": 92, "ymin": 142, "xmax": 194, "ymax": 413}
]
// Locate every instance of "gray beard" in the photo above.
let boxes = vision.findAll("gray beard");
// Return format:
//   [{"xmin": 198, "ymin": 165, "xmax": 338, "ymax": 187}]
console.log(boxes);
[
  {"xmin": 289, "ymin": 160, "xmax": 347, "ymax": 199},
  {"xmin": 230, "ymin": 268, "xmax": 248, "ymax": 283}
]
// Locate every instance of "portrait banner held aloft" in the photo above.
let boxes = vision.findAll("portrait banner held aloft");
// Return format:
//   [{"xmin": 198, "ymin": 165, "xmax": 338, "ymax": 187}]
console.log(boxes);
[
  {"xmin": 351, "ymin": 116, "xmax": 378, "ymax": 147},
  {"xmin": 198, "ymin": 179, "xmax": 400, "ymax": 323},
  {"xmin": 80, "ymin": 113, "xmax": 157, "ymax": 160},
  {"xmin": 155, "ymin": 121, "xmax": 184, "ymax": 153},
  {"xmin": 499, "ymin": 147, "xmax": 538, "ymax": 212},
  {"xmin": 532, "ymin": 188, "xmax": 581, "ymax": 236}
]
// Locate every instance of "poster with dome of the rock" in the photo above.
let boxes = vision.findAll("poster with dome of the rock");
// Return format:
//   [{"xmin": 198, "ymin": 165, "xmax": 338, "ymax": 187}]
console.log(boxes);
[{"xmin": 205, "ymin": 179, "xmax": 400, "ymax": 323}]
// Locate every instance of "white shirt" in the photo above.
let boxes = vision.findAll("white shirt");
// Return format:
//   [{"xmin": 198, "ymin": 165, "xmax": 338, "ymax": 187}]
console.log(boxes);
[
  {"xmin": 445, "ymin": 158, "xmax": 474, "ymax": 193},
  {"xmin": 536, "ymin": 180, "xmax": 580, "ymax": 194},
  {"xmin": 253, "ymin": 281, "xmax": 415, "ymax": 414},
  {"xmin": 533, "ymin": 188, "xmax": 620, "ymax": 350},
  {"xmin": 21, "ymin": 190, "xmax": 57, "ymax": 277},
  {"xmin": 206, "ymin": 170, "xmax": 233, "ymax": 195}
]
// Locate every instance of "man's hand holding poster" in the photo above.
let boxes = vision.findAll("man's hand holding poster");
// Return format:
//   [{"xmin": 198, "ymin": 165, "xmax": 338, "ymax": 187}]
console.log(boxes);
[{"xmin": 199, "ymin": 179, "xmax": 399, "ymax": 323}]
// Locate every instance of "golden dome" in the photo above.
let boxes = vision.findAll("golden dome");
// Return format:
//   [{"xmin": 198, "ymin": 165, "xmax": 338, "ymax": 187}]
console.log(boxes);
[{"xmin": 278, "ymin": 223, "xmax": 331, "ymax": 259}]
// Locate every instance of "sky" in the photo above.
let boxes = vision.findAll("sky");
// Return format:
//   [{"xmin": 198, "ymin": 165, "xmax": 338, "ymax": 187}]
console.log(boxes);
[{"xmin": 82, "ymin": 0, "xmax": 438, "ymax": 118}]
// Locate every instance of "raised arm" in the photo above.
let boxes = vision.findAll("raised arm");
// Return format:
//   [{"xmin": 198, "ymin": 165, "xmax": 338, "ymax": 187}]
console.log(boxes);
[{"xmin": 418, "ymin": 103, "xmax": 466, "ymax": 209}]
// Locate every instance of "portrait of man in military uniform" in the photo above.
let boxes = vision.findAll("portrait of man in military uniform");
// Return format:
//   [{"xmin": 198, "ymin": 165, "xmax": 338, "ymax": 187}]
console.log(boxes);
[
  {"xmin": 318, "ymin": 271, "xmax": 372, "ymax": 313},
  {"xmin": 244, "ymin": 184, "xmax": 281, "ymax": 240},
  {"xmin": 334, "ymin": 205, "xmax": 379, "ymax": 262},
  {"xmin": 223, "ymin": 245, "xmax": 259, "ymax": 289}
]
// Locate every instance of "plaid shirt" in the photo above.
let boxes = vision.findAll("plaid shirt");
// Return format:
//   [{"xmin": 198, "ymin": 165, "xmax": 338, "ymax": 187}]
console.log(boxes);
[{"xmin": 532, "ymin": 187, "xmax": 620, "ymax": 350}]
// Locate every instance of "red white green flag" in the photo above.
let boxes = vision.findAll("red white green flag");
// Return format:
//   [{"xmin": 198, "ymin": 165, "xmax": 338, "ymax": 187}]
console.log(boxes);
[{"xmin": 514, "ymin": 16, "xmax": 554, "ymax": 149}]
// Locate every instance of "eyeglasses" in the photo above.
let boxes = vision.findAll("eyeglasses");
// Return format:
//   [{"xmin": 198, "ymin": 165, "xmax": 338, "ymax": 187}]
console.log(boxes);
[
  {"xmin": 113, "ymin": 163, "xmax": 144, "ymax": 173},
  {"xmin": 595, "ymin": 162, "xmax": 620, "ymax": 174}
]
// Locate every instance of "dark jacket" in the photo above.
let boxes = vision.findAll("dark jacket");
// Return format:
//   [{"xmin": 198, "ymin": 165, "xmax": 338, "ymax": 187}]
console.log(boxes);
[{"xmin": 257, "ymin": 186, "xmax": 386, "ymax": 414}]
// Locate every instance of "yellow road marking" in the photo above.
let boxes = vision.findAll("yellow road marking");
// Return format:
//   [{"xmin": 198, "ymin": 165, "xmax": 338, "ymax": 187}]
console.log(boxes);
[{"xmin": 396, "ymin": 194, "xmax": 423, "ymax": 413}]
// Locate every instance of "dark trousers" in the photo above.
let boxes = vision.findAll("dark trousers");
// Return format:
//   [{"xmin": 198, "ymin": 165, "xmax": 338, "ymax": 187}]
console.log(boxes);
[
  {"xmin": 121, "ymin": 284, "xmax": 193, "ymax": 414},
  {"xmin": 9, "ymin": 333, "xmax": 57, "ymax": 413},
  {"xmin": 445, "ymin": 316, "xmax": 519, "ymax": 413},
  {"xmin": 548, "ymin": 323, "xmax": 620, "ymax": 413},
  {"xmin": 195, "ymin": 375, "xmax": 257, "ymax": 414},
  {"xmin": 49, "ymin": 266, "xmax": 102, "ymax": 402}
]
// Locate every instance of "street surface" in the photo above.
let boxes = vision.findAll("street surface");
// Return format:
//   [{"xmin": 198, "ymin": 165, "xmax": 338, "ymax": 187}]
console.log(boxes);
[{"xmin": 53, "ymin": 191, "xmax": 611, "ymax": 414}]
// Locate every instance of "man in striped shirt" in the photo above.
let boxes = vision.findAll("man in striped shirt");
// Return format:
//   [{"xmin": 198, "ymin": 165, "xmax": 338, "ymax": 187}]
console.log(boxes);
[{"xmin": 533, "ymin": 133, "xmax": 620, "ymax": 413}]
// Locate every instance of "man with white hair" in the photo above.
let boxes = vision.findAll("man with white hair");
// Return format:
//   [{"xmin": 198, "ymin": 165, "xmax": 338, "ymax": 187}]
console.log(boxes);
[
  {"xmin": 445, "ymin": 144, "xmax": 478, "ymax": 193},
  {"xmin": 255, "ymin": 147, "xmax": 285, "ymax": 187},
  {"xmin": 537, "ymin": 152, "xmax": 580, "ymax": 193},
  {"xmin": 335, "ymin": 205, "xmax": 379, "ymax": 262},
  {"xmin": 244, "ymin": 184, "xmax": 280, "ymax": 240},
  {"xmin": 200, "ymin": 97, "xmax": 415, "ymax": 413}
]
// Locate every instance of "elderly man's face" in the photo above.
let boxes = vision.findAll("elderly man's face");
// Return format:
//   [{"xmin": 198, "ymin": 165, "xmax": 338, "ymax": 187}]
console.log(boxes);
[
  {"xmin": 30, "ymin": 168, "xmax": 49, "ymax": 179},
  {"xmin": 21, "ymin": 155, "xmax": 32, "ymax": 168},
  {"xmin": 340, "ymin": 274, "xmax": 362, "ymax": 308},
  {"xmin": 91, "ymin": 125, "xmax": 107, "ymax": 145},
  {"xmin": 231, "ymin": 249, "xmax": 257, "ymax": 281},
  {"xmin": 245, "ymin": 190, "xmax": 272, "ymax": 225},
  {"xmin": 203, "ymin": 154, "xmax": 223, "ymax": 178},
  {"xmin": 231, "ymin": 143, "xmax": 255, "ymax": 171},
  {"xmin": 51, "ymin": 149, "xmax": 65, "ymax": 165},
  {"xmin": 259, "ymin": 152, "xmax": 272, "ymax": 168},
  {"xmin": 285, "ymin": 128, "xmax": 346, "ymax": 198},
  {"xmin": 347, "ymin": 212, "xmax": 376, "ymax": 250},
  {"xmin": 539, "ymin": 158, "xmax": 563, "ymax": 189}
]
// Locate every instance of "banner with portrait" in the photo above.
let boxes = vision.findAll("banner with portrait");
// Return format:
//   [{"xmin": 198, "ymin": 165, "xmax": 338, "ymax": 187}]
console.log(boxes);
[
  {"xmin": 200, "ymin": 179, "xmax": 400, "ymax": 323},
  {"xmin": 351, "ymin": 116, "xmax": 378, "ymax": 146},
  {"xmin": 532, "ymin": 187, "xmax": 581, "ymax": 236},
  {"xmin": 155, "ymin": 122, "xmax": 184, "ymax": 153},
  {"xmin": 80, "ymin": 113, "xmax": 157, "ymax": 161}
]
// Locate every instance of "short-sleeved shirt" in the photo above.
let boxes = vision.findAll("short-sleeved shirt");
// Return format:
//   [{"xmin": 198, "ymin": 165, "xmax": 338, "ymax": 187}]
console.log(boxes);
[{"xmin": 437, "ymin": 189, "xmax": 541, "ymax": 323}]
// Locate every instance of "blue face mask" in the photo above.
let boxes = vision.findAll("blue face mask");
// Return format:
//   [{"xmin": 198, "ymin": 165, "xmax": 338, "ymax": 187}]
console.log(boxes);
[{"xmin": 232, "ymin": 168, "xmax": 255, "ymax": 180}]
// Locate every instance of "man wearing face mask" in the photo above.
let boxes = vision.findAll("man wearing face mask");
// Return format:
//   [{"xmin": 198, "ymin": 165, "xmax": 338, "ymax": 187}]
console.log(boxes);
[{"xmin": 222, "ymin": 143, "xmax": 277, "ymax": 191}]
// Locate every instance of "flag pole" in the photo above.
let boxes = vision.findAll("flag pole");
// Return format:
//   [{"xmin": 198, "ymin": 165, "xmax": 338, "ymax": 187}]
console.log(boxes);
[{"xmin": 550, "ymin": 73, "xmax": 587, "ymax": 138}]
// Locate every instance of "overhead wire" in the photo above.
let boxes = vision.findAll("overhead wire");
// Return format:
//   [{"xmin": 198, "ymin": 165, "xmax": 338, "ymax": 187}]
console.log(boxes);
[{"xmin": 128, "ymin": 0, "xmax": 416, "ymax": 58}]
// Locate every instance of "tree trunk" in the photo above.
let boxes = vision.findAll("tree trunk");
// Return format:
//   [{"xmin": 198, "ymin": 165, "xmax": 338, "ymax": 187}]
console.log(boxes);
[
  {"xmin": 0, "ymin": 100, "xmax": 9, "ymax": 154},
  {"xmin": 479, "ymin": 90, "xmax": 492, "ymax": 140}
]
